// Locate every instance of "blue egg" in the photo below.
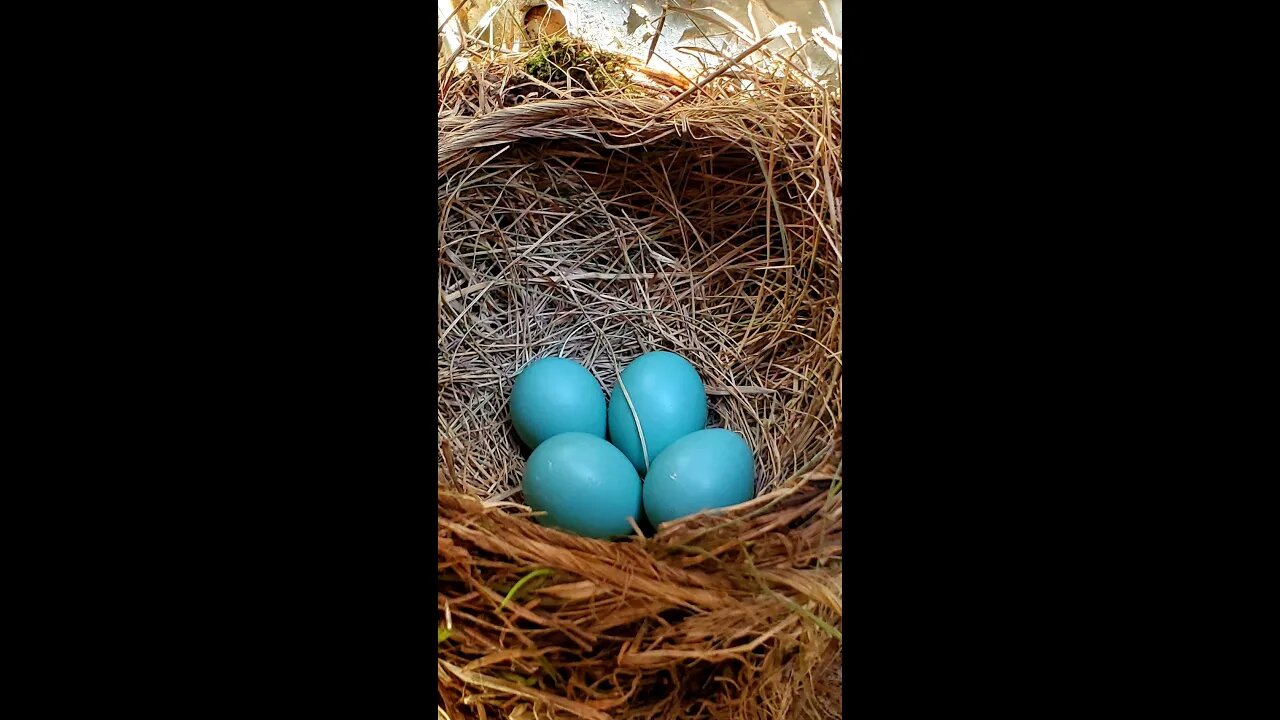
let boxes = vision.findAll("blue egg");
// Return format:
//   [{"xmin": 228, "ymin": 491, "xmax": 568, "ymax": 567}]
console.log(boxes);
[
  {"xmin": 642, "ymin": 428, "xmax": 755, "ymax": 526},
  {"xmin": 607, "ymin": 351, "xmax": 707, "ymax": 472},
  {"xmin": 509, "ymin": 357, "xmax": 606, "ymax": 449},
  {"xmin": 522, "ymin": 432, "xmax": 642, "ymax": 538}
]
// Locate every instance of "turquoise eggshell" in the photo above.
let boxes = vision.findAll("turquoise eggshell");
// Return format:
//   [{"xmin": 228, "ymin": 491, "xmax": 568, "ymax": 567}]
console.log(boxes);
[
  {"xmin": 642, "ymin": 428, "xmax": 755, "ymax": 526},
  {"xmin": 522, "ymin": 432, "xmax": 643, "ymax": 539},
  {"xmin": 509, "ymin": 357, "xmax": 606, "ymax": 449},
  {"xmin": 607, "ymin": 351, "xmax": 708, "ymax": 472}
]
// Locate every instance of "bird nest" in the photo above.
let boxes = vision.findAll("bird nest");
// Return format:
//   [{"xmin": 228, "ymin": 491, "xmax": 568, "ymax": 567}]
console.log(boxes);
[{"xmin": 438, "ymin": 33, "xmax": 842, "ymax": 720}]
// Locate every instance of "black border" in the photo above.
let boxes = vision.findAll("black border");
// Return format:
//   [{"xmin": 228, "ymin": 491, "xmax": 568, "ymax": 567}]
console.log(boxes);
[{"xmin": 82, "ymin": 2, "xmax": 1161, "ymax": 714}]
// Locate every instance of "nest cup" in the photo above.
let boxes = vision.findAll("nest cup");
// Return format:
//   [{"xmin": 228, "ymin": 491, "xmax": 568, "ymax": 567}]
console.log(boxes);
[{"xmin": 439, "ymin": 33, "xmax": 842, "ymax": 720}]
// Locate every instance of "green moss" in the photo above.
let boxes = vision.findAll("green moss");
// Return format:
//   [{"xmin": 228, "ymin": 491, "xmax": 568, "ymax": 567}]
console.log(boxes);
[{"xmin": 524, "ymin": 36, "xmax": 629, "ymax": 91}]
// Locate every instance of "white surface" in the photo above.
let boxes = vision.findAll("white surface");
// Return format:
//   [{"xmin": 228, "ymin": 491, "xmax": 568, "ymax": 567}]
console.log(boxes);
[
  {"xmin": 567, "ymin": 0, "xmax": 841, "ymax": 79},
  {"xmin": 440, "ymin": 0, "xmax": 842, "ymax": 81}
]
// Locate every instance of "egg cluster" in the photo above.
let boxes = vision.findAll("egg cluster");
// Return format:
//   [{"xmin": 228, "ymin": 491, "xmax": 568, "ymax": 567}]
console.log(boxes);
[{"xmin": 509, "ymin": 351, "xmax": 756, "ymax": 539}]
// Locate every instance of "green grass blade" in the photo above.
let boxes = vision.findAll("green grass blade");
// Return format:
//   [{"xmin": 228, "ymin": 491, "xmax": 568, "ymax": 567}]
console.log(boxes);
[
  {"xmin": 498, "ymin": 568, "xmax": 553, "ymax": 612},
  {"xmin": 775, "ymin": 593, "xmax": 842, "ymax": 641}
]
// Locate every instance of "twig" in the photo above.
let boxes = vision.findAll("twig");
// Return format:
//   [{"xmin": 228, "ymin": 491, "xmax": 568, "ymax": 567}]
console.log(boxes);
[{"xmin": 656, "ymin": 34, "xmax": 774, "ymax": 112}]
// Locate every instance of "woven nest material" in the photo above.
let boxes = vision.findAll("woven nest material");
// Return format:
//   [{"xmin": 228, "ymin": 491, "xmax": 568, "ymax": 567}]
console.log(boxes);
[{"xmin": 439, "ymin": 34, "xmax": 842, "ymax": 720}]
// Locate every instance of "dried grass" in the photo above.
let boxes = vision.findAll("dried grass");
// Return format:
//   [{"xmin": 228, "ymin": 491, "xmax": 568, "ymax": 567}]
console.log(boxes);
[{"xmin": 439, "ymin": 31, "xmax": 842, "ymax": 720}]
